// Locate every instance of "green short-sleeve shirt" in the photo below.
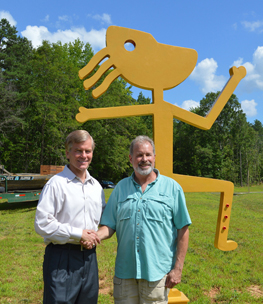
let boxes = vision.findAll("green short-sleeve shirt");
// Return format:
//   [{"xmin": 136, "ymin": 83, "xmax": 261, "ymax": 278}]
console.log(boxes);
[{"xmin": 100, "ymin": 169, "xmax": 191, "ymax": 281}]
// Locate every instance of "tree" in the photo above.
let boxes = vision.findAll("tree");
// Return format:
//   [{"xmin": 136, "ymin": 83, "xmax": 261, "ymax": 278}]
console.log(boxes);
[
  {"xmin": 26, "ymin": 40, "xmax": 90, "ymax": 170},
  {"xmin": 251, "ymin": 120, "xmax": 263, "ymax": 184},
  {"xmin": 173, "ymin": 92, "xmax": 255, "ymax": 184},
  {"xmin": 0, "ymin": 19, "xmax": 33, "ymax": 170}
]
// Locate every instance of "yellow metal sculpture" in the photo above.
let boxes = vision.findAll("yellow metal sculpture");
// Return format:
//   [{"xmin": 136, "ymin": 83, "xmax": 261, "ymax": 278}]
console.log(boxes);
[{"xmin": 77, "ymin": 26, "xmax": 246, "ymax": 253}]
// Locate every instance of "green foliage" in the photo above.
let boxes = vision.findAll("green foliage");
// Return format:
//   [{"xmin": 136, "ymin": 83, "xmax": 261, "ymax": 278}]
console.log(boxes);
[
  {"xmin": 0, "ymin": 19, "xmax": 152, "ymax": 181},
  {"xmin": 173, "ymin": 92, "xmax": 263, "ymax": 185}
]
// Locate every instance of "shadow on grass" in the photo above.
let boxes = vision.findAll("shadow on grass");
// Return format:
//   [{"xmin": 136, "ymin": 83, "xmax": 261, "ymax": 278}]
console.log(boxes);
[{"xmin": 0, "ymin": 200, "xmax": 38, "ymax": 211}]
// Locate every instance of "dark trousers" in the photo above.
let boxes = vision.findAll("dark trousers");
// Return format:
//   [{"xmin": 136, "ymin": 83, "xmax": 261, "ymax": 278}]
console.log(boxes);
[{"xmin": 43, "ymin": 243, "xmax": 99, "ymax": 304}]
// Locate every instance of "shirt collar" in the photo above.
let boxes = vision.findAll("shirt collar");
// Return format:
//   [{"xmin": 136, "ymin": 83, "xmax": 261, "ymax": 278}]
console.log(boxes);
[{"xmin": 64, "ymin": 165, "xmax": 94, "ymax": 184}]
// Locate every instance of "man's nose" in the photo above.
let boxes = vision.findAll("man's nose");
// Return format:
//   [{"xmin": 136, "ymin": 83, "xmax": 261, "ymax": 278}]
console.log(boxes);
[
  {"xmin": 142, "ymin": 154, "xmax": 147, "ymax": 161},
  {"xmin": 80, "ymin": 151, "xmax": 87, "ymax": 157}
]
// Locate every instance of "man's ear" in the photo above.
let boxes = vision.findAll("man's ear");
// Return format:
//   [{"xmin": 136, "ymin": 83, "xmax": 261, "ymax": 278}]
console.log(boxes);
[
  {"xmin": 65, "ymin": 150, "xmax": 69, "ymax": 160},
  {"xmin": 129, "ymin": 154, "xmax": 132, "ymax": 164}
]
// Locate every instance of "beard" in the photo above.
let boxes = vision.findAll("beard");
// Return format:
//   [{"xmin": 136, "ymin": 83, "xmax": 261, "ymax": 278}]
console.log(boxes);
[{"xmin": 134, "ymin": 162, "xmax": 154, "ymax": 176}]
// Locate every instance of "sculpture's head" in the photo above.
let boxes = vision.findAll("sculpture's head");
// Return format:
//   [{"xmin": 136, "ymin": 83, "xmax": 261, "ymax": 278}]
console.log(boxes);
[{"xmin": 79, "ymin": 26, "xmax": 198, "ymax": 98}]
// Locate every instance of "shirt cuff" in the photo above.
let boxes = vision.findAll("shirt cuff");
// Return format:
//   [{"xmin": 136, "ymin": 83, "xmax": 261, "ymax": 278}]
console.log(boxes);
[{"xmin": 70, "ymin": 227, "xmax": 83, "ymax": 241}]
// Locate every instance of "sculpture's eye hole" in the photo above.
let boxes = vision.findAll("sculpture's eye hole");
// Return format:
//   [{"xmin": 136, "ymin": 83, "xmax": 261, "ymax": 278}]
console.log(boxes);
[{"xmin": 124, "ymin": 40, "xmax": 136, "ymax": 51}]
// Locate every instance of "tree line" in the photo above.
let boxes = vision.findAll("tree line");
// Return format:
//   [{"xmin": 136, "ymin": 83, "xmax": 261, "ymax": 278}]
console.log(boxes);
[{"xmin": 1, "ymin": 19, "xmax": 262, "ymax": 186}]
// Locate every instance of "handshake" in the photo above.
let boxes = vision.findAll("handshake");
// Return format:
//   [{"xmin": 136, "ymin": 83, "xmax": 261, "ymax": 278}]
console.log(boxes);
[{"xmin": 80, "ymin": 229, "xmax": 101, "ymax": 250}]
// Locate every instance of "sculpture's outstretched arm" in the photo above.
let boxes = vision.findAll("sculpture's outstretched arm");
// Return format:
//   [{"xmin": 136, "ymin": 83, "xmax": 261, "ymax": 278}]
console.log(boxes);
[
  {"xmin": 76, "ymin": 104, "xmax": 154, "ymax": 123},
  {"xmin": 168, "ymin": 66, "xmax": 246, "ymax": 130}
]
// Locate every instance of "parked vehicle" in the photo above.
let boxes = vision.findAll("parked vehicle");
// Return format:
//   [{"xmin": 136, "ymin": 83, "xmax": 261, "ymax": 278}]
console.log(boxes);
[
  {"xmin": 0, "ymin": 165, "xmax": 63, "ymax": 203},
  {"xmin": 0, "ymin": 174, "xmax": 42, "ymax": 203},
  {"xmin": 100, "ymin": 180, "xmax": 115, "ymax": 189}
]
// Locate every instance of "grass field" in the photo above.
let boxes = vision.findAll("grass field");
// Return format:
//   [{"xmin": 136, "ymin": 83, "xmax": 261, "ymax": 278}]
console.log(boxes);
[{"xmin": 0, "ymin": 187, "xmax": 262, "ymax": 303}]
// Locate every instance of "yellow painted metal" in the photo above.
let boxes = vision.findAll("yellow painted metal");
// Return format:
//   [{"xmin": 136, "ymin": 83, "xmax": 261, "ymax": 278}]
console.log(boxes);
[
  {"xmin": 79, "ymin": 26, "xmax": 198, "ymax": 96},
  {"xmin": 168, "ymin": 289, "xmax": 190, "ymax": 303},
  {"xmin": 77, "ymin": 26, "xmax": 246, "ymax": 252}
]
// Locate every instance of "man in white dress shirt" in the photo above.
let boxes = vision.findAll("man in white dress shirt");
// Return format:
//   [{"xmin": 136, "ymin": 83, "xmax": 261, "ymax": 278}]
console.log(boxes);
[{"xmin": 35, "ymin": 130, "xmax": 106, "ymax": 304}]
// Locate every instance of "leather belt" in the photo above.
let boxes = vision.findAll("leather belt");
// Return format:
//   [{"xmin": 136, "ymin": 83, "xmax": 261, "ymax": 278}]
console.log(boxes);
[{"xmin": 48, "ymin": 243, "xmax": 93, "ymax": 251}]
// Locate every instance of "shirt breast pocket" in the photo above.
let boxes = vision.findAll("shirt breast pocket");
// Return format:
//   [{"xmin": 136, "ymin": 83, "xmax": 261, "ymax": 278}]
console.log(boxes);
[
  {"xmin": 146, "ymin": 198, "xmax": 173, "ymax": 223},
  {"xmin": 146, "ymin": 201, "xmax": 164, "ymax": 223},
  {"xmin": 118, "ymin": 198, "xmax": 133, "ymax": 221}
]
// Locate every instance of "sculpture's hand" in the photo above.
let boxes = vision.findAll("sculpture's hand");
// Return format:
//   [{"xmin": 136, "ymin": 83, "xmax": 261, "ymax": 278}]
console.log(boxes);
[
  {"xmin": 76, "ymin": 107, "xmax": 90, "ymax": 123},
  {"xmin": 229, "ymin": 66, "xmax": 246, "ymax": 81}
]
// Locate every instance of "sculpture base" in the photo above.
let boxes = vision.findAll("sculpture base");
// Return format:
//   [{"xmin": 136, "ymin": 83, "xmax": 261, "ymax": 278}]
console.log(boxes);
[{"xmin": 168, "ymin": 288, "xmax": 190, "ymax": 303}]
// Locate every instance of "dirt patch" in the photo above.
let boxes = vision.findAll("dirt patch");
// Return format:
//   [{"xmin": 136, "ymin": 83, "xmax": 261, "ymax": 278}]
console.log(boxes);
[
  {"xmin": 247, "ymin": 285, "xmax": 263, "ymax": 298},
  {"xmin": 204, "ymin": 286, "xmax": 220, "ymax": 302},
  {"xmin": 205, "ymin": 285, "xmax": 263, "ymax": 301},
  {"xmin": 99, "ymin": 286, "xmax": 112, "ymax": 295},
  {"xmin": 99, "ymin": 278, "xmax": 113, "ymax": 295}
]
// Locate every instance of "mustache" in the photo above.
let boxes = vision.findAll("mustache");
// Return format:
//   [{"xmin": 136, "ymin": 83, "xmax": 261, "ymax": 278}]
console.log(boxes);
[{"xmin": 138, "ymin": 161, "xmax": 152, "ymax": 166}]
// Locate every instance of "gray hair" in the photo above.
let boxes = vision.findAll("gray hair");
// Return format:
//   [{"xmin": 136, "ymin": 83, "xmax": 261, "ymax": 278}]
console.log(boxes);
[
  {"xmin": 65, "ymin": 130, "xmax": 95, "ymax": 152},
  {"xmin": 129, "ymin": 135, "xmax": 155, "ymax": 156}
]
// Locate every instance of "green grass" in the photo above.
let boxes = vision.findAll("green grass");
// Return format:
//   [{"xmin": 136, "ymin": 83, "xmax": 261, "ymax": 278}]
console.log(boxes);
[
  {"xmin": 0, "ymin": 186, "xmax": 262, "ymax": 303},
  {"xmin": 179, "ymin": 191, "xmax": 263, "ymax": 303},
  {"xmin": 234, "ymin": 184, "xmax": 263, "ymax": 193}
]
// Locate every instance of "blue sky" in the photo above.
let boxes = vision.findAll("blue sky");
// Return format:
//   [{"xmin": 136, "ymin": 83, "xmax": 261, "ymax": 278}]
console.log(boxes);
[{"xmin": 1, "ymin": 0, "xmax": 263, "ymax": 124}]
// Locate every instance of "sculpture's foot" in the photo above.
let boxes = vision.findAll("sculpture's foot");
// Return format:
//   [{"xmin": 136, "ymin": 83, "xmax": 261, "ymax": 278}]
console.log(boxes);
[{"xmin": 168, "ymin": 288, "xmax": 190, "ymax": 303}]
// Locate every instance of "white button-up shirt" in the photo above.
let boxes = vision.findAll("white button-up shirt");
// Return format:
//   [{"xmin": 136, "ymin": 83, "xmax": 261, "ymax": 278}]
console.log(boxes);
[{"xmin": 35, "ymin": 165, "xmax": 106, "ymax": 245}]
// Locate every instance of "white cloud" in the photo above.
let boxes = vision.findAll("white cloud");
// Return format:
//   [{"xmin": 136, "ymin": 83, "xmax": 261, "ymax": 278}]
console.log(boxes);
[
  {"xmin": 233, "ymin": 46, "xmax": 263, "ymax": 92},
  {"xmin": 55, "ymin": 15, "xmax": 73, "ymax": 29},
  {"xmin": 190, "ymin": 58, "xmax": 226, "ymax": 94},
  {"xmin": 59, "ymin": 15, "xmax": 70, "ymax": 22},
  {"xmin": 233, "ymin": 57, "xmax": 244, "ymax": 67},
  {"xmin": 92, "ymin": 13, "xmax": 112, "ymax": 24},
  {"xmin": 0, "ymin": 10, "xmax": 17, "ymax": 26},
  {"xmin": 41, "ymin": 15, "xmax": 49, "ymax": 22},
  {"xmin": 21, "ymin": 25, "xmax": 106, "ymax": 51},
  {"xmin": 242, "ymin": 20, "xmax": 263, "ymax": 32},
  {"xmin": 181, "ymin": 100, "xmax": 199, "ymax": 111},
  {"xmin": 232, "ymin": 23, "xmax": 238, "ymax": 30},
  {"xmin": 241, "ymin": 99, "xmax": 257, "ymax": 117},
  {"xmin": 1, "ymin": 11, "xmax": 108, "ymax": 52},
  {"xmin": 253, "ymin": 46, "xmax": 263, "ymax": 75}
]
